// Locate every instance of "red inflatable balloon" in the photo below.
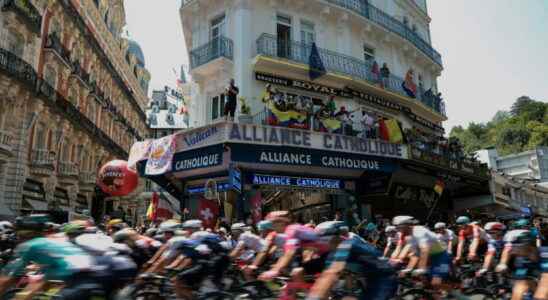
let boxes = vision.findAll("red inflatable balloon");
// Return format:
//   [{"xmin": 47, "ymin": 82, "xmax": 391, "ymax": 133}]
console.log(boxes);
[{"xmin": 97, "ymin": 160, "xmax": 138, "ymax": 197}]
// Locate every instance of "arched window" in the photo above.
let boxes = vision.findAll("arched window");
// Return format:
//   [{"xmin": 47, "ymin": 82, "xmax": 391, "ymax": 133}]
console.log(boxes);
[
  {"xmin": 44, "ymin": 65, "xmax": 57, "ymax": 88},
  {"xmin": 8, "ymin": 31, "xmax": 25, "ymax": 58},
  {"xmin": 60, "ymin": 141, "xmax": 70, "ymax": 161},
  {"xmin": 34, "ymin": 123, "xmax": 46, "ymax": 149}
]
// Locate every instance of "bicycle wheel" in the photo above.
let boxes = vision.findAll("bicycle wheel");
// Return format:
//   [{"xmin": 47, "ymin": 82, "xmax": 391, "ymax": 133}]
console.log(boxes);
[
  {"xmin": 463, "ymin": 288, "xmax": 497, "ymax": 300},
  {"xmin": 396, "ymin": 289, "xmax": 434, "ymax": 300},
  {"xmin": 197, "ymin": 291, "xmax": 234, "ymax": 300}
]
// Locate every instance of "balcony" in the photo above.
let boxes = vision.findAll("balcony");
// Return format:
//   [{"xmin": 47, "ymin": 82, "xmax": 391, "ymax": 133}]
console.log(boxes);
[
  {"xmin": 256, "ymin": 34, "xmax": 446, "ymax": 117},
  {"xmin": 0, "ymin": 129, "xmax": 14, "ymax": 160},
  {"xmin": 70, "ymin": 60, "xmax": 90, "ymax": 86},
  {"xmin": 0, "ymin": 0, "xmax": 42, "ymax": 35},
  {"xmin": 190, "ymin": 36, "xmax": 233, "ymax": 78},
  {"xmin": 30, "ymin": 149, "xmax": 55, "ymax": 177},
  {"xmin": 44, "ymin": 33, "xmax": 71, "ymax": 66},
  {"xmin": 323, "ymin": 0, "xmax": 442, "ymax": 67},
  {"xmin": 58, "ymin": 161, "xmax": 79, "ymax": 185},
  {"xmin": 0, "ymin": 46, "xmax": 37, "ymax": 85},
  {"xmin": 79, "ymin": 171, "xmax": 96, "ymax": 191}
]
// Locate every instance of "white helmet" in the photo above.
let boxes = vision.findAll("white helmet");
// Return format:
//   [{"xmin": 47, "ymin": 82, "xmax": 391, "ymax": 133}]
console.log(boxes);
[
  {"xmin": 182, "ymin": 219, "xmax": 202, "ymax": 230},
  {"xmin": 0, "ymin": 221, "xmax": 14, "ymax": 234},
  {"xmin": 385, "ymin": 225, "xmax": 397, "ymax": 233},
  {"xmin": 434, "ymin": 222, "xmax": 446, "ymax": 230},
  {"xmin": 230, "ymin": 222, "xmax": 247, "ymax": 232},
  {"xmin": 392, "ymin": 216, "xmax": 418, "ymax": 226}
]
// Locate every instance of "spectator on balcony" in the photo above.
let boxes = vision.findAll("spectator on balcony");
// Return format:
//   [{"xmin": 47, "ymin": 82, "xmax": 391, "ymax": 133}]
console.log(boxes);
[
  {"xmin": 380, "ymin": 63, "xmax": 390, "ymax": 89},
  {"xmin": 334, "ymin": 106, "xmax": 353, "ymax": 135},
  {"xmin": 402, "ymin": 68, "xmax": 417, "ymax": 98},
  {"xmin": 371, "ymin": 60, "xmax": 380, "ymax": 86},
  {"xmin": 224, "ymin": 78, "xmax": 239, "ymax": 121},
  {"xmin": 360, "ymin": 110, "xmax": 376, "ymax": 139},
  {"xmin": 326, "ymin": 95, "xmax": 337, "ymax": 117}
]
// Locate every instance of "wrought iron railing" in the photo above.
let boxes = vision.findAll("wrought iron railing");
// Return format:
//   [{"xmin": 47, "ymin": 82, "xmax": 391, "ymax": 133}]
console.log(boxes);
[
  {"xmin": 190, "ymin": 36, "xmax": 234, "ymax": 69},
  {"xmin": 256, "ymin": 34, "xmax": 446, "ymax": 116},
  {"xmin": 0, "ymin": 47, "xmax": 36, "ymax": 85},
  {"xmin": 58, "ymin": 161, "xmax": 79, "ymax": 177},
  {"xmin": 70, "ymin": 60, "xmax": 90, "ymax": 84},
  {"xmin": 31, "ymin": 148, "xmax": 55, "ymax": 167},
  {"xmin": 0, "ymin": 130, "xmax": 13, "ymax": 152},
  {"xmin": 409, "ymin": 144, "xmax": 488, "ymax": 176},
  {"xmin": 0, "ymin": 0, "xmax": 42, "ymax": 34},
  {"xmin": 45, "ymin": 33, "xmax": 71, "ymax": 64},
  {"xmin": 323, "ymin": 0, "xmax": 442, "ymax": 66}
]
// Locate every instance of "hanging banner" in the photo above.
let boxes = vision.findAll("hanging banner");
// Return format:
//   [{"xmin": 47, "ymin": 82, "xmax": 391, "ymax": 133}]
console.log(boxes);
[
  {"xmin": 128, "ymin": 140, "xmax": 151, "ymax": 170},
  {"xmin": 145, "ymin": 135, "xmax": 176, "ymax": 176},
  {"xmin": 229, "ymin": 143, "xmax": 397, "ymax": 172}
]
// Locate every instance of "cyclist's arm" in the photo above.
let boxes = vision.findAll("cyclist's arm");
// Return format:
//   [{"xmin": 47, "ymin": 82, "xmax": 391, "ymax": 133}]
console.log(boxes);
[
  {"xmin": 307, "ymin": 261, "xmax": 346, "ymax": 300},
  {"xmin": 270, "ymin": 248, "xmax": 296, "ymax": 274},
  {"xmin": 468, "ymin": 237, "xmax": 480, "ymax": 259},
  {"xmin": 144, "ymin": 243, "xmax": 168, "ymax": 269},
  {"xmin": 166, "ymin": 254, "xmax": 186, "ymax": 270},
  {"xmin": 0, "ymin": 276, "xmax": 17, "ymax": 295},
  {"xmin": 383, "ymin": 241, "xmax": 392, "ymax": 258},
  {"xmin": 482, "ymin": 250, "xmax": 495, "ymax": 271},
  {"xmin": 251, "ymin": 250, "xmax": 268, "ymax": 269},
  {"xmin": 229, "ymin": 243, "xmax": 245, "ymax": 259},
  {"xmin": 447, "ymin": 239, "xmax": 454, "ymax": 255},
  {"xmin": 496, "ymin": 246, "xmax": 512, "ymax": 272},
  {"xmin": 455, "ymin": 238, "xmax": 465, "ymax": 261}
]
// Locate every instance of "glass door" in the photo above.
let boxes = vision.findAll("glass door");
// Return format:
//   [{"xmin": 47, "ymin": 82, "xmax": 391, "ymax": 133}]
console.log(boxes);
[{"xmin": 277, "ymin": 14, "xmax": 292, "ymax": 59}]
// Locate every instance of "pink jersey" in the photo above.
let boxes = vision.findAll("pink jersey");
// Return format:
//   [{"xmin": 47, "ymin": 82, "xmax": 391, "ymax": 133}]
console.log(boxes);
[{"xmin": 283, "ymin": 224, "xmax": 330, "ymax": 254}]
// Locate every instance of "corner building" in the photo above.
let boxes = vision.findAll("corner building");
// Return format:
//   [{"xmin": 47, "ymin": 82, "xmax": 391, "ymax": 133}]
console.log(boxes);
[
  {"xmin": 0, "ymin": 0, "xmax": 150, "ymax": 220},
  {"xmin": 135, "ymin": 0, "xmax": 489, "ymax": 224}
]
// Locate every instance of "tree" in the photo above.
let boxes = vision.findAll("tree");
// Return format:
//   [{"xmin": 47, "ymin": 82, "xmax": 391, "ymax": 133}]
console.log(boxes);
[
  {"xmin": 491, "ymin": 110, "xmax": 510, "ymax": 124},
  {"xmin": 511, "ymin": 96, "xmax": 534, "ymax": 116}
]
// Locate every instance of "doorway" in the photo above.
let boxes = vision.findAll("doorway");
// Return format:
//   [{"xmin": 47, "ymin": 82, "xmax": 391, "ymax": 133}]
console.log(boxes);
[{"xmin": 277, "ymin": 14, "xmax": 291, "ymax": 58}]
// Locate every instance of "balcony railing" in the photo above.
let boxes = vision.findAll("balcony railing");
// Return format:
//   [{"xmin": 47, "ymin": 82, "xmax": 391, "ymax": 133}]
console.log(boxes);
[
  {"xmin": 31, "ymin": 149, "xmax": 55, "ymax": 168},
  {"xmin": 45, "ymin": 33, "xmax": 71, "ymax": 64},
  {"xmin": 256, "ymin": 34, "xmax": 446, "ymax": 116},
  {"xmin": 409, "ymin": 144, "xmax": 488, "ymax": 176},
  {"xmin": 190, "ymin": 36, "xmax": 233, "ymax": 69},
  {"xmin": 70, "ymin": 60, "xmax": 90, "ymax": 85},
  {"xmin": 324, "ymin": 0, "xmax": 442, "ymax": 67},
  {"xmin": 79, "ymin": 171, "xmax": 96, "ymax": 185},
  {"xmin": 0, "ymin": 130, "xmax": 13, "ymax": 153},
  {"xmin": 58, "ymin": 161, "xmax": 79, "ymax": 177},
  {"xmin": 0, "ymin": 0, "xmax": 42, "ymax": 34},
  {"xmin": 0, "ymin": 47, "xmax": 36, "ymax": 85}
]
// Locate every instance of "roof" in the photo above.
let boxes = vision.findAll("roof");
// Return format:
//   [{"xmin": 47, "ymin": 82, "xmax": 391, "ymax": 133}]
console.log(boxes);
[{"xmin": 127, "ymin": 40, "xmax": 145, "ymax": 67}]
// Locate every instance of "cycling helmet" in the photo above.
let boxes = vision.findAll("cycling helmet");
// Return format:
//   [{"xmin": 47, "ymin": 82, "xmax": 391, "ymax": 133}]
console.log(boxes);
[
  {"xmin": 513, "ymin": 218, "xmax": 530, "ymax": 229},
  {"xmin": 160, "ymin": 220, "xmax": 182, "ymax": 233},
  {"xmin": 0, "ymin": 221, "xmax": 14, "ymax": 235},
  {"xmin": 15, "ymin": 214, "xmax": 50, "ymax": 232},
  {"xmin": 484, "ymin": 222, "xmax": 506, "ymax": 232},
  {"xmin": 145, "ymin": 228, "xmax": 157, "ymax": 237},
  {"xmin": 257, "ymin": 220, "xmax": 273, "ymax": 232},
  {"xmin": 392, "ymin": 216, "xmax": 417, "ymax": 226},
  {"xmin": 181, "ymin": 219, "xmax": 202, "ymax": 230},
  {"xmin": 62, "ymin": 221, "xmax": 87, "ymax": 237},
  {"xmin": 107, "ymin": 219, "xmax": 124, "ymax": 227},
  {"xmin": 455, "ymin": 216, "xmax": 471, "ymax": 225},
  {"xmin": 112, "ymin": 228, "xmax": 137, "ymax": 243},
  {"xmin": 265, "ymin": 211, "xmax": 291, "ymax": 223},
  {"xmin": 315, "ymin": 221, "xmax": 348, "ymax": 237},
  {"xmin": 230, "ymin": 222, "xmax": 247, "ymax": 232},
  {"xmin": 385, "ymin": 225, "xmax": 397, "ymax": 233},
  {"xmin": 434, "ymin": 222, "xmax": 446, "ymax": 230}
]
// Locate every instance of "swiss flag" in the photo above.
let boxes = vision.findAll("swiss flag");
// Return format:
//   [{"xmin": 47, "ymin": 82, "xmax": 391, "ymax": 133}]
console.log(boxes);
[{"xmin": 198, "ymin": 196, "xmax": 219, "ymax": 229}]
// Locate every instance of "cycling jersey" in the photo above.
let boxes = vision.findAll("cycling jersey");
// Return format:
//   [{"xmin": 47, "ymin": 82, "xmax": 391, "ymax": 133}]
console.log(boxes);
[
  {"xmin": 407, "ymin": 226, "xmax": 445, "ymax": 256},
  {"xmin": 236, "ymin": 232, "xmax": 267, "ymax": 253},
  {"xmin": 486, "ymin": 235, "xmax": 505, "ymax": 257},
  {"xmin": 2, "ymin": 237, "xmax": 93, "ymax": 280},
  {"xmin": 436, "ymin": 229, "xmax": 456, "ymax": 249},
  {"xmin": 458, "ymin": 224, "xmax": 488, "ymax": 243},
  {"xmin": 284, "ymin": 224, "xmax": 329, "ymax": 254}
]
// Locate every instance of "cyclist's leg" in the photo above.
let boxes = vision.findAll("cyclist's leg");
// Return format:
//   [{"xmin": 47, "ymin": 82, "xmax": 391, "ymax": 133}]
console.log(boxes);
[
  {"xmin": 533, "ymin": 273, "xmax": 547, "ymax": 300},
  {"xmin": 511, "ymin": 279, "xmax": 531, "ymax": 300},
  {"xmin": 174, "ymin": 263, "xmax": 205, "ymax": 300}
]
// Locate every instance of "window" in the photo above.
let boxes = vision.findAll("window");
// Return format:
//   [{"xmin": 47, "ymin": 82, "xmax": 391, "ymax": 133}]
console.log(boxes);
[
  {"xmin": 300, "ymin": 20, "xmax": 315, "ymax": 45},
  {"xmin": 211, "ymin": 94, "xmax": 226, "ymax": 121},
  {"xmin": 363, "ymin": 44, "xmax": 375, "ymax": 61},
  {"xmin": 8, "ymin": 32, "xmax": 25, "ymax": 58},
  {"xmin": 277, "ymin": 14, "xmax": 292, "ymax": 58},
  {"xmin": 418, "ymin": 74, "xmax": 423, "ymax": 90},
  {"xmin": 88, "ymin": 102, "xmax": 96, "ymax": 123},
  {"xmin": 34, "ymin": 123, "xmax": 46, "ymax": 149},
  {"xmin": 44, "ymin": 65, "xmax": 57, "ymax": 89},
  {"xmin": 210, "ymin": 14, "xmax": 226, "ymax": 40},
  {"xmin": 403, "ymin": 16, "xmax": 409, "ymax": 27}
]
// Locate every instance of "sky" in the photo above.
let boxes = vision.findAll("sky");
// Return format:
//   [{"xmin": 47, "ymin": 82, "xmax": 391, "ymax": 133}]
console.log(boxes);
[{"xmin": 124, "ymin": 0, "xmax": 548, "ymax": 133}]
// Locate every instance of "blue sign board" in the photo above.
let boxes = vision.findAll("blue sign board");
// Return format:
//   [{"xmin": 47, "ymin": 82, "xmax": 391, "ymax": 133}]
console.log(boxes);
[
  {"xmin": 172, "ymin": 144, "xmax": 224, "ymax": 172},
  {"xmin": 229, "ymin": 166, "xmax": 242, "ymax": 193},
  {"xmin": 229, "ymin": 143, "xmax": 397, "ymax": 172},
  {"xmin": 187, "ymin": 182, "xmax": 230, "ymax": 194},
  {"xmin": 251, "ymin": 174, "xmax": 344, "ymax": 189}
]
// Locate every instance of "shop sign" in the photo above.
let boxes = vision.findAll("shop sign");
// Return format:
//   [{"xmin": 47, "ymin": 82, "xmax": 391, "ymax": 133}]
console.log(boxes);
[
  {"xmin": 228, "ymin": 123, "xmax": 406, "ymax": 159},
  {"xmin": 229, "ymin": 143, "xmax": 396, "ymax": 172},
  {"xmin": 256, "ymin": 72, "xmax": 444, "ymax": 133},
  {"xmin": 172, "ymin": 144, "xmax": 224, "ymax": 172},
  {"xmin": 251, "ymin": 174, "xmax": 344, "ymax": 189},
  {"xmin": 174, "ymin": 123, "xmax": 226, "ymax": 152},
  {"xmin": 393, "ymin": 184, "xmax": 437, "ymax": 209},
  {"xmin": 187, "ymin": 182, "xmax": 230, "ymax": 194}
]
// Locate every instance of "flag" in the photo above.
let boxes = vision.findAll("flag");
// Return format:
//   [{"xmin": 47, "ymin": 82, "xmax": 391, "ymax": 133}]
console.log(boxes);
[
  {"xmin": 156, "ymin": 193, "xmax": 175, "ymax": 220},
  {"xmin": 384, "ymin": 119, "xmax": 403, "ymax": 143},
  {"xmin": 250, "ymin": 191, "xmax": 263, "ymax": 224},
  {"xmin": 146, "ymin": 192, "xmax": 159, "ymax": 221},
  {"xmin": 434, "ymin": 179, "xmax": 445, "ymax": 196},
  {"xmin": 372, "ymin": 61, "xmax": 380, "ymax": 77},
  {"xmin": 128, "ymin": 141, "xmax": 151, "ymax": 171},
  {"xmin": 378, "ymin": 119, "xmax": 390, "ymax": 141},
  {"xmin": 145, "ymin": 135, "xmax": 176, "ymax": 176},
  {"xmin": 198, "ymin": 196, "xmax": 219, "ymax": 229},
  {"xmin": 308, "ymin": 42, "xmax": 326, "ymax": 81}
]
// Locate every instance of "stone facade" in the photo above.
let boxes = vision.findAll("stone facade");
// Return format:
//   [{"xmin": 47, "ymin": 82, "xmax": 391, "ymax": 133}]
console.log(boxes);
[{"xmin": 0, "ymin": 0, "xmax": 150, "ymax": 219}]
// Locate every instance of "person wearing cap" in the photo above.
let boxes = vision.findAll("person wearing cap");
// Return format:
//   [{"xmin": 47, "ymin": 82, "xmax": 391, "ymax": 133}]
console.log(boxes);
[
  {"xmin": 434, "ymin": 222, "xmax": 456, "ymax": 256},
  {"xmin": 306, "ymin": 221, "xmax": 397, "ymax": 300},
  {"xmin": 454, "ymin": 216, "xmax": 489, "ymax": 264},
  {"xmin": 0, "ymin": 215, "xmax": 97, "ymax": 300},
  {"xmin": 392, "ymin": 216, "xmax": 449, "ymax": 288},
  {"xmin": 477, "ymin": 222, "xmax": 507, "ymax": 276},
  {"xmin": 495, "ymin": 229, "xmax": 540, "ymax": 300}
]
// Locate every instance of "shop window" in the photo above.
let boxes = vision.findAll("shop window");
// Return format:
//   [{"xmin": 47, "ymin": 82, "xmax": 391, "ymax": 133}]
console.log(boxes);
[
  {"xmin": 363, "ymin": 44, "xmax": 375, "ymax": 61},
  {"xmin": 8, "ymin": 31, "xmax": 25, "ymax": 58},
  {"xmin": 210, "ymin": 14, "xmax": 226, "ymax": 40},
  {"xmin": 300, "ymin": 20, "xmax": 315, "ymax": 45}
]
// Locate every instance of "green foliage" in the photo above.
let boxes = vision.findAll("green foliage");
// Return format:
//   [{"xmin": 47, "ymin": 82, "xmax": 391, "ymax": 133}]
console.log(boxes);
[{"xmin": 450, "ymin": 96, "xmax": 548, "ymax": 156}]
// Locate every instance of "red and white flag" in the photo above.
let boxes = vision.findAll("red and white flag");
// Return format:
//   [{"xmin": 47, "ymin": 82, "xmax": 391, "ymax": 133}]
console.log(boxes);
[
  {"xmin": 198, "ymin": 196, "xmax": 219, "ymax": 229},
  {"xmin": 250, "ymin": 192, "xmax": 263, "ymax": 224}
]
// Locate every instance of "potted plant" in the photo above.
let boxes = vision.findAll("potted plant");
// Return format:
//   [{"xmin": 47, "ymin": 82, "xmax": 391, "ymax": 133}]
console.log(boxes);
[{"xmin": 238, "ymin": 97, "xmax": 253, "ymax": 124}]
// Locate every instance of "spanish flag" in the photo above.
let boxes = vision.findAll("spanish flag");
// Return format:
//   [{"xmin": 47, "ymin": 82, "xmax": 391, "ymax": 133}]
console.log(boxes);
[
  {"xmin": 146, "ymin": 192, "xmax": 159, "ymax": 221},
  {"xmin": 384, "ymin": 119, "xmax": 403, "ymax": 143},
  {"xmin": 434, "ymin": 179, "xmax": 445, "ymax": 196}
]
